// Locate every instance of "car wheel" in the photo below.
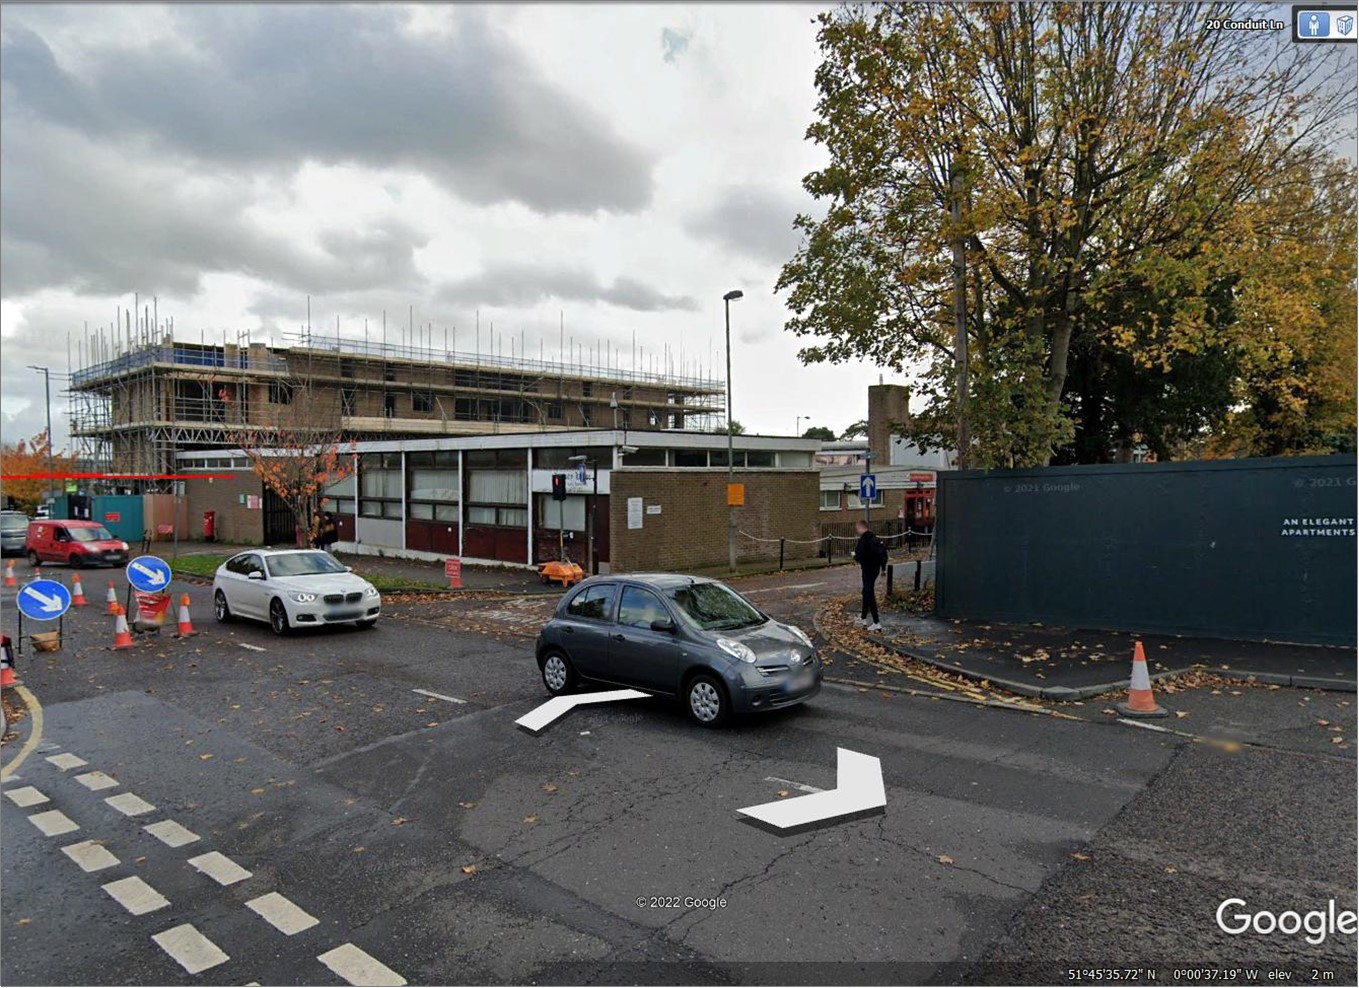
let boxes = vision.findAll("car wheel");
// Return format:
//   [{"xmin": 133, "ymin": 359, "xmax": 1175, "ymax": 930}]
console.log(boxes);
[
  {"xmin": 540, "ymin": 651, "xmax": 577, "ymax": 697},
  {"xmin": 214, "ymin": 590, "xmax": 232, "ymax": 623},
  {"xmin": 27, "ymin": 550, "xmax": 40, "ymax": 568},
  {"xmin": 68, "ymin": 552, "xmax": 82, "ymax": 569},
  {"xmin": 269, "ymin": 597, "xmax": 291, "ymax": 636},
  {"xmin": 355, "ymin": 618, "xmax": 377, "ymax": 630},
  {"xmin": 686, "ymin": 674, "xmax": 728, "ymax": 728}
]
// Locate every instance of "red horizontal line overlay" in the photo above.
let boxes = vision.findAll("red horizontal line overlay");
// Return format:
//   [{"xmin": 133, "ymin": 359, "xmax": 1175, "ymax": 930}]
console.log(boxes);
[{"xmin": 1, "ymin": 472, "xmax": 239, "ymax": 481}]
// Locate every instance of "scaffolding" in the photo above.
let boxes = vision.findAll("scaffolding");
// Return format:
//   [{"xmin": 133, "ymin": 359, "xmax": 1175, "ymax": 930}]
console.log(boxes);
[{"xmin": 68, "ymin": 312, "xmax": 728, "ymax": 486}]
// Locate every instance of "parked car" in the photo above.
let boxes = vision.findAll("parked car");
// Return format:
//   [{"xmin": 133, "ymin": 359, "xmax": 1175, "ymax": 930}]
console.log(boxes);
[
  {"xmin": 212, "ymin": 549, "xmax": 381, "ymax": 635},
  {"xmin": 1, "ymin": 512, "xmax": 30, "ymax": 557},
  {"xmin": 534, "ymin": 573, "xmax": 822, "ymax": 727},
  {"xmin": 25, "ymin": 519, "xmax": 130, "ymax": 568}
]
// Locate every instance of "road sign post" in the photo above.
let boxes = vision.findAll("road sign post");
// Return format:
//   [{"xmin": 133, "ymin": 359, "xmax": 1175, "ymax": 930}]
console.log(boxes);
[
  {"xmin": 445, "ymin": 557, "xmax": 463, "ymax": 590},
  {"xmin": 16, "ymin": 578, "xmax": 72, "ymax": 657},
  {"xmin": 859, "ymin": 474, "xmax": 877, "ymax": 524},
  {"xmin": 126, "ymin": 555, "xmax": 172, "ymax": 593}
]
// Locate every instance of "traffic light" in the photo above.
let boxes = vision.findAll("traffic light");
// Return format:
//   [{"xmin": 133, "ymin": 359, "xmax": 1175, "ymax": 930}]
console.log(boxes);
[{"xmin": 551, "ymin": 473, "xmax": 567, "ymax": 501}]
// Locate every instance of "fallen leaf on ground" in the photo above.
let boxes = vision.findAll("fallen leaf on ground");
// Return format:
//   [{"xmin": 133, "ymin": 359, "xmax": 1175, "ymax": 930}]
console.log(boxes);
[
  {"xmin": 1102, "ymin": 708, "xmax": 1117, "ymax": 716},
  {"xmin": 523, "ymin": 815, "xmax": 539, "ymax": 825},
  {"xmin": 19, "ymin": 918, "xmax": 30, "ymax": 926},
  {"xmin": 461, "ymin": 864, "xmax": 478, "ymax": 875},
  {"xmin": 541, "ymin": 783, "xmax": 558, "ymax": 793},
  {"xmin": 1175, "ymin": 711, "xmax": 1189, "ymax": 719},
  {"xmin": 1318, "ymin": 719, "xmax": 1331, "ymax": 726},
  {"xmin": 776, "ymin": 790, "xmax": 791, "ymax": 798},
  {"xmin": 1332, "ymin": 737, "xmax": 1345, "ymax": 745},
  {"xmin": 199, "ymin": 753, "xmax": 214, "ymax": 761},
  {"xmin": 353, "ymin": 846, "xmax": 366, "ymax": 853},
  {"xmin": 937, "ymin": 854, "xmax": 954, "ymax": 865},
  {"xmin": 1071, "ymin": 852, "xmax": 1091, "ymax": 861},
  {"xmin": 391, "ymin": 817, "xmax": 408, "ymax": 826},
  {"xmin": 459, "ymin": 801, "xmax": 477, "ymax": 809},
  {"xmin": 1164, "ymin": 866, "xmax": 1178, "ymax": 874}
]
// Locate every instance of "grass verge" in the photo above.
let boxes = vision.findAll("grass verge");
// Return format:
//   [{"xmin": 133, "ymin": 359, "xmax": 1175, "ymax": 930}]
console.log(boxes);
[{"xmin": 169, "ymin": 553, "xmax": 446, "ymax": 593}]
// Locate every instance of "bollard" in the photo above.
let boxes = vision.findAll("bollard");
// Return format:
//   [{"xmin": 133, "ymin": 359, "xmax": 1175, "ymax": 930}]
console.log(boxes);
[
  {"xmin": 779, "ymin": 539, "xmax": 785, "ymax": 572},
  {"xmin": 886, "ymin": 564, "xmax": 893, "ymax": 595},
  {"xmin": 914, "ymin": 559, "xmax": 922, "ymax": 592}
]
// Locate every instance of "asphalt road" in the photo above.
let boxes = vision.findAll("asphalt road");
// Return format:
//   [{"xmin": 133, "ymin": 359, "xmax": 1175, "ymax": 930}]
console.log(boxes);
[{"xmin": 2, "ymin": 571, "xmax": 1354, "ymax": 986}]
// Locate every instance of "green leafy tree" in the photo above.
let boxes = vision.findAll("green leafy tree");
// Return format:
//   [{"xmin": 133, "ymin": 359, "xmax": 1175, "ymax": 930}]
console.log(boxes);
[
  {"xmin": 779, "ymin": 2, "xmax": 1355, "ymax": 466},
  {"xmin": 802, "ymin": 426, "xmax": 837, "ymax": 441},
  {"xmin": 839, "ymin": 419, "xmax": 868, "ymax": 440}
]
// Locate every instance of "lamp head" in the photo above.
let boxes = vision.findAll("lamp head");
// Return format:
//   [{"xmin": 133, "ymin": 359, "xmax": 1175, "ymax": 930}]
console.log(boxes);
[{"xmin": 723, "ymin": 290, "xmax": 744, "ymax": 302}]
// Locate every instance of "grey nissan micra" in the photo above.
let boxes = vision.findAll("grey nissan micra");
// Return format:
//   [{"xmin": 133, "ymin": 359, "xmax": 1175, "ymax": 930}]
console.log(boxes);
[{"xmin": 535, "ymin": 573, "xmax": 822, "ymax": 727}]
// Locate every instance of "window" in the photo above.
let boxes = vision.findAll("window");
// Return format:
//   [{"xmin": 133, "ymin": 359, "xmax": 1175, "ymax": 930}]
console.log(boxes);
[
  {"xmin": 667, "ymin": 582, "xmax": 765, "ymax": 631},
  {"xmin": 413, "ymin": 391, "xmax": 434, "ymax": 413},
  {"xmin": 340, "ymin": 359, "xmax": 355, "ymax": 379},
  {"xmin": 548, "ymin": 403, "xmax": 564, "ymax": 421},
  {"xmin": 383, "ymin": 393, "xmax": 397, "ymax": 417},
  {"xmin": 268, "ymin": 380, "xmax": 293, "ymax": 405},
  {"xmin": 820, "ymin": 490, "xmax": 841, "ymax": 511},
  {"xmin": 341, "ymin": 388, "xmax": 357, "ymax": 415},
  {"xmin": 540, "ymin": 496, "xmax": 586, "ymax": 530},
  {"xmin": 674, "ymin": 450, "xmax": 707, "ymax": 467},
  {"xmin": 566, "ymin": 583, "xmax": 615, "ymax": 622},
  {"xmin": 360, "ymin": 453, "xmax": 402, "ymax": 518},
  {"xmin": 617, "ymin": 586, "xmax": 669, "ymax": 630},
  {"xmin": 746, "ymin": 450, "xmax": 775, "ymax": 468},
  {"xmin": 848, "ymin": 491, "xmax": 884, "ymax": 509},
  {"xmin": 468, "ymin": 470, "xmax": 527, "ymax": 504},
  {"xmin": 619, "ymin": 448, "xmax": 666, "ymax": 467},
  {"xmin": 227, "ymin": 554, "xmax": 265, "ymax": 577},
  {"xmin": 582, "ymin": 381, "xmax": 594, "ymax": 398},
  {"xmin": 711, "ymin": 450, "xmax": 744, "ymax": 468}
]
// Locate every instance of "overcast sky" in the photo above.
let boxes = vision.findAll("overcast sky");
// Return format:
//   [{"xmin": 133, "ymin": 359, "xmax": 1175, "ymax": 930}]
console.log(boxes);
[{"xmin": 0, "ymin": 2, "xmax": 892, "ymax": 452}]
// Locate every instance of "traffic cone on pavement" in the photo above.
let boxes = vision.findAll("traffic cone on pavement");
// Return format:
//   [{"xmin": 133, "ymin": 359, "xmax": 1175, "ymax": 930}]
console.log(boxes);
[
  {"xmin": 1115, "ymin": 641, "xmax": 1168, "ymax": 718},
  {"xmin": 175, "ymin": 594, "xmax": 197, "ymax": 637},
  {"xmin": 106, "ymin": 580, "xmax": 119, "ymax": 614},
  {"xmin": 111, "ymin": 604, "xmax": 134, "ymax": 650},
  {"xmin": 71, "ymin": 573, "xmax": 88, "ymax": 606},
  {"xmin": 33, "ymin": 564, "xmax": 42, "ymax": 579},
  {"xmin": 3, "ymin": 560, "xmax": 16, "ymax": 587},
  {"xmin": 1, "ymin": 634, "xmax": 17, "ymax": 687}
]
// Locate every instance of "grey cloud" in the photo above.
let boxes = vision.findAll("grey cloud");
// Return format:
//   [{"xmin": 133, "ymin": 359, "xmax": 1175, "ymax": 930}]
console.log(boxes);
[
  {"xmin": 437, "ymin": 263, "xmax": 698, "ymax": 313},
  {"xmin": 0, "ymin": 117, "xmax": 430, "ymax": 299},
  {"xmin": 0, "ymin": 309, "xmax": 83, "ymax": 450},
  {"xmin": 1, "ymin": 6, "xmax": 655, "ymax": 216},
  {"xmin": 684, "ymin": 184, "xmax": 813, "ymax": 265}
]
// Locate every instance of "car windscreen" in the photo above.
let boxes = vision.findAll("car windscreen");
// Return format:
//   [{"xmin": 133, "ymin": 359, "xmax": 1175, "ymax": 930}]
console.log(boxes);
[
  {"xmin": 265, "ymin": 552, "xmax": 349, "ymax": 577},
  {"xmin": 69, "ymin": 526, "xmax": 115, "ymax": 542},
  {"xmin": 0, "ymin": 516, "xmax": 27, "ymax": 533},
  {"xmin": 666, "ymin": 582, "xmax": 766, "ymax": 632}
]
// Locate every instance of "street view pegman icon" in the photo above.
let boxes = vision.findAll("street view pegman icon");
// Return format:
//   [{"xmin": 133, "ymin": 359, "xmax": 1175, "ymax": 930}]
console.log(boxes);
[{"xmin": 1300, "ymin": 10, "xmax": 1330, "ymax": 36}]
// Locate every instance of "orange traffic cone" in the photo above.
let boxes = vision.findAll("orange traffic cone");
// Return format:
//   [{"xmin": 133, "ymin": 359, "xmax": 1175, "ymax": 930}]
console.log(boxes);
[
  {"xmin": 33, "ymin": 564, "xmax": 42, "ymax": 579},
  {"xmin": 71, "ymin": 573, "xmax": 88, "ymax": 606},
  {"xmin": 1, "ymin": 634, "xmax": 16, "ymax": 688},
  {"xmin": 1115, "ymin": 641, "xmax": 1168, "ymax": 718},
  {"xmin": 111, "ymin": 604, "xmax": 134, "ymax": 650},
  {"xmin": 3, "ymin": 560, "xmax": 16, "ymax": 587},
  {"xmin": 175, "ymin": 594, "xmax": 197, "ymax": 637},
  {"xmin": 106, "ymin": 580, "xmax": 119, "ymax": 614}
]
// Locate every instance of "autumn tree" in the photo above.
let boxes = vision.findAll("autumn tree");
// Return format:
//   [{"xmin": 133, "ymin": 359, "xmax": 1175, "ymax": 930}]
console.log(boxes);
[
  {"xmin": 779, "ymin": 2, "xmax": 1356, "ymax": 466},
  {"xmin": 219, "ymin": 370, "xmax": 356, "ymax": 547},
  {"xmin": 0, "ymin": 430, "xmax": 78, "ymax": 513}
]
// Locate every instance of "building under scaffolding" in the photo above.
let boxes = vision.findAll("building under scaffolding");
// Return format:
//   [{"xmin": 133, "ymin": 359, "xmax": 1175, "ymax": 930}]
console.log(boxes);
[{"xmin": 69, "ymin": 329, "xmax": 727, "ymax": 486}]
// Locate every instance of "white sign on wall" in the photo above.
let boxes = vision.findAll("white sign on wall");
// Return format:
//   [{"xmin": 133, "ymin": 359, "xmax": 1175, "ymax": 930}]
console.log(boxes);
[
  {"xmin": 646, "ymin": 504, "xmax": 662, "ymax": 515},
  {"xmin": 530, "ymin": 468, "xmax": 610, "ymax": 495},
  {"xmin": 627, "ymin": 497, "xmax": 644, "ymax": 530}
]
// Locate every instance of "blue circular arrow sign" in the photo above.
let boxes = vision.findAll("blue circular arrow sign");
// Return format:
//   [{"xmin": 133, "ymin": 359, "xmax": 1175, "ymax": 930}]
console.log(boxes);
[
  {"xmin": 18, "ymin": 579, "xmax": 72, "ymax": 621},
  {"xmin": 126, "ymin": 554, "xmax": 172, "ymax": 593}
]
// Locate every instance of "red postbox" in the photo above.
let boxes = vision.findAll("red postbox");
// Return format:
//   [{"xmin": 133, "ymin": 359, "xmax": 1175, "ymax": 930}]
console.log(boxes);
[{"xmin": 202, "ymin": 510, "xmax": 217, "ymax": 542}]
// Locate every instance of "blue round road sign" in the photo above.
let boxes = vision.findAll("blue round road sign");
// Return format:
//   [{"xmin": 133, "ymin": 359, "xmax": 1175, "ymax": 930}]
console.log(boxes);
[
  {"xmin": 18, "ymin": 579, "xmax": 72, "ymax": 621},
  {"xmin": 126, "ymin": 554, "xmax": 172, "ymax": 593}
]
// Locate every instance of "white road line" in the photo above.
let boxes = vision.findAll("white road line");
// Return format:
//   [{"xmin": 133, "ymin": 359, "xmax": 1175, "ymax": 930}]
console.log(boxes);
[
  {"xmin": 46, "ymin": 753, "xmax": 88, "ymax": 771},
  {"xmin": 144, "ymin": 819, "xmax": 200, "ymax": 848},
  {"xmin": 412, "ymin": 688, "xmax": 467, "ymax": 705},
  {"xmin": 741, "ymin": 582, "xmax": 826, "ymax": 595},
  {"xmin": 28, "ymin": 810, "xmax": 79, "ymax": 836},
  {"xmin": 61, "ymin": 839, "xmax": 120, "ymax": 872},
  {"xmin": 152, "ymin": 924, "xmax": 230, "ymax": 974},
  {"xmin": 1117, "ymin": 718, "xmax": 1173, "ymax": 733},
  {"xmin": 246, "ymin": 891, "xmax": 319, "ymax": 935},
  {"xmin": 4, "ymin": 785, "xmax": 50, "ymax": 808},
  {"xmin": 102, "ymin": 876, "xmax": 170, "ymax": 915},
  {"xmin": 105, "ymin": 792, "xmax": 157, "ymax": 817},
  {"xmin": 188, "ymin": 850, "xmax": 252, "ymax": 886},
  {"xmin": 763, "ymin": 775, "xmax": 826, "ymax": 794},
  {"xmin": 318, "ymin": 943, "xmax": 407, "ymax": 987},
  {"xmin": 239, "ymin": 643, "xmax": 267, "ymax": 652},
  {"xmin": 74, "ymin": 771, "xmax": 120, "ymax": 791}
]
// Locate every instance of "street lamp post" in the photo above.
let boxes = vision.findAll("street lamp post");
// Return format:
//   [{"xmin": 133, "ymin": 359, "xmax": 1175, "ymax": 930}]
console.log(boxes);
[
  {"xmin": 568, "ymin": 454, "xmax": 598, "ymax": 576},
  {"xmin": 723, "ymin": 289, "xmax": 743, "ymax": 575},
  {"xmin": 28, "ymin": 365, "xmax": 53, "ymax": 503},
  {"xmin": 796, "ymin": 414, "xmax": 810, "ymax": 437},
  {"xmin": 862, "ymin": 449, "xmax": 875, "ymax": 526}
]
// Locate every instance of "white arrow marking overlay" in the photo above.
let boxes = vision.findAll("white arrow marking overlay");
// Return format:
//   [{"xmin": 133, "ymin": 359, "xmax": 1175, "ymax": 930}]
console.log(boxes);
[
  {"xmin": 22, "ymin": 586, "xmax": 64, "ymax": 612},
  {"xmin": 515, "ymin": 689, "xmax": 649, "ymax": 734},
  {"xmin": 738, "ymin": 748, "xmax": 885, "ymax": 830},
  {"xmin": 130, "ymin": 561, "xmax": 168, "ymax": 586}
]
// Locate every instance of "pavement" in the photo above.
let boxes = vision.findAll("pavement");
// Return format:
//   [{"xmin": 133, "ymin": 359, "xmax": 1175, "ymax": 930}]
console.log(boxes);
[
  {"xmin": 868, "ymin": 607, "xmax": 1357, "ymax": 700},
  {"xmin": 2, "ymin": 567, "xmax": 1355, "ymax": 985}
]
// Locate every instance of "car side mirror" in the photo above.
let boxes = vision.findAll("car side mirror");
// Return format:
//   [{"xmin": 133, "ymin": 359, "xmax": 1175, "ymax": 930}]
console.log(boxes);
[
  {"xmin": 650, "ymin": 618, "xmax": 676, "ymax": 633},
  {"xmin": 247, "ymin": 571, "xmax": 265, "ymax": 580},
  {"xmin": 345, "ymin": 565, "xmax": 354, "ymax": 572}
]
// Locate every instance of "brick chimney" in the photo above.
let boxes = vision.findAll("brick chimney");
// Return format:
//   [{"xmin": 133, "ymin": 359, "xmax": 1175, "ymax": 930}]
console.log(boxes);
[{"xmin": 867, "ymin": 384, "xmax": 910, "ymax": 466}]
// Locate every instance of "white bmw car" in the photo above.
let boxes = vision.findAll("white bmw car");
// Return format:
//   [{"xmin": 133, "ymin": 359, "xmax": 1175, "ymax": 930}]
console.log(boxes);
[{"xmin": 212, "ymin": 549, "xmax": 382, "ymax": 635}]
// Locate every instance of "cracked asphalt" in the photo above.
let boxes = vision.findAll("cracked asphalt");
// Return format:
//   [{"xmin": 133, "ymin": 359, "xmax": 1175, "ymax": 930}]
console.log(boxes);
[{"xmin": 2, "ymin": 570, "xmax": 1354, "ymax": 985}]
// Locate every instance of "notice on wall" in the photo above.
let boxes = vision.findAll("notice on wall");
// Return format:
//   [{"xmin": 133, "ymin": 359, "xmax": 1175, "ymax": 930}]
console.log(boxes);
[
  {"xmin": 247, "ymin": 495, "xmax": 262, "ymax": 510},
  {"xmin": 627, "ymin": 497, "xmax": 644, "ymax": 530},
  {"xmin": 646, "ymin": 504, "xmax": 662, "ymax": 515}
]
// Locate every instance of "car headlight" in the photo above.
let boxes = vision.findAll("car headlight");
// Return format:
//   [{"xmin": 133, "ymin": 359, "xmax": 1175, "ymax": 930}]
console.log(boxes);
[
  {"xmin": 364, "ymin": 585, "xmax": 380, "ymax": 598},
  {"xmin": 786, "ymin": 624, "xmax": 812, "ymax": 647},
  {"xmin": 290, "ymin": 592, "xmax": 317, "ymax": 603},
  {"xmin": 716, "ymin": 637, "xmax": 756, "ymax": 663},
  {"xmin": 118, "ymin": 541, "xmax": 129, "ymax": 551}
]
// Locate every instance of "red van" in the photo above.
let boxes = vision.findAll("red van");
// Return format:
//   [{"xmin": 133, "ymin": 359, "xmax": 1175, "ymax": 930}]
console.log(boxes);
[{"xmin": 25, "ymin": 520, "xmax": 131, "ymax": 568}]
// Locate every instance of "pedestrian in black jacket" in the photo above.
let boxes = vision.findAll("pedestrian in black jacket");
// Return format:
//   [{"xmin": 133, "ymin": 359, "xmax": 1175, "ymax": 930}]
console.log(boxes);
[{"xmin": 852, "ymin": 520, "xmax": 886, "ymax": 631}]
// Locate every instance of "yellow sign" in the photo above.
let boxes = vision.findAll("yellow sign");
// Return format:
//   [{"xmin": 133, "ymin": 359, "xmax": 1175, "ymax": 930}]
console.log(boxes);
[{"xmin": 727, "ymin": 483, "xmax": 745, "ymax": 507}]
